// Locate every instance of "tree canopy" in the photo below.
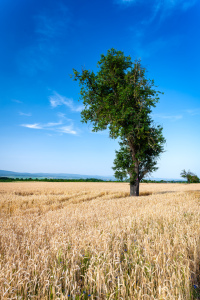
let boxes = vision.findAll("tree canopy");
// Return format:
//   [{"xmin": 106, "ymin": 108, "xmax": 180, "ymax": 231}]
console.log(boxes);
[{"xmin": 72, "ymin": 48, "xmax": 165, "ymax": 196}]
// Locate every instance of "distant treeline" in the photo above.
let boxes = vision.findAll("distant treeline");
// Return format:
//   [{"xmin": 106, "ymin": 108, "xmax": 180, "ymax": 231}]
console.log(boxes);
[
  {"xmin": 0, "ymin": 177, "xmax": 189, "ymax": 183},
  {"xmin": 141, "ymin": 179, "xmax": 186, "ymax": 183},
  {"xmin": 0, "ymin": 177, "xmax": 106, "ymax": 182}
]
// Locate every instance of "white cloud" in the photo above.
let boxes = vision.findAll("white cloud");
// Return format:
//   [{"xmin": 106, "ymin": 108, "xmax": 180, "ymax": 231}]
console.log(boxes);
[
  {"xmin": 49, "ymin": 92, "xmax": 83, "ymax": 112},
  {"xmin": 20, "ymin": 97, "xmax": 78, "ymax": 135},
  {"xmin": 20, "ymin": 120, "xmax": 77, "ymax": 135},
  {"xmin": 21, "ymin": 123, "xmax": 42, "ymax": 129},
  {"xmin": 19, "ymin": 112, "xmax": 32, "ymax": 116},
  {"xmin": 59, "ymin": 125, "xmax": 77, "ymax": 135},
  {"xmin": 43, "ymin": 121, "xmax": 63, "ymax": 127}
]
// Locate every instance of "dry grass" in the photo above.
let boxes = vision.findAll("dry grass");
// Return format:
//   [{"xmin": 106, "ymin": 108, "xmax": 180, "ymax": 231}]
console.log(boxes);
[{"xmin": 0, "ymin": 182, "xmax": 200, "ymax": 299}]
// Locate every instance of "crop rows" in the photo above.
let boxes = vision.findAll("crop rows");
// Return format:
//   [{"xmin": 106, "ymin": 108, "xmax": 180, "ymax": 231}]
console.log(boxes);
[{"xmin": 0, "ymin": 182, "xmax": 200, "ymax": 299}]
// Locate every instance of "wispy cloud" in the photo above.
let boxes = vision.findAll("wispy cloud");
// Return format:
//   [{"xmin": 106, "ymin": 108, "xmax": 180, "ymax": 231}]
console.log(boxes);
[
  {"xmin": 153, "ymin": 114, "xmax": 183, "ymax": 121},
  {"xmin": 12, "ymin": 99, "xmax": 22, "ymax": 104},
  {"xmin": 121, "ymin": 0, "xmax": 137, "ymax": 3},
  {"xmin": 118, "ymin": 0, "xmax": 197, "ymax": 12},
  {"xmin": 153, "ymin": 0, "xmax": 198, "ymax": 21},
  {"xmin": 166, "ymin": 0, "xmax": 197, "ymax": 11},
  {"xmin": 185, "ymin": 108, "xmax": 200, "ymax": 116},
  {"xmin": 49, "ymin": 92, "xmax": 83, "ymax": 112},
  {"xmin": 21, "ymin": 119, "xmax": 77, "ymax": 135},
  {"xmin": 19, "ymin": 112, "xmax": 32, "ymax": 117},
  {"xmin": 59, "ymin": 125, "xmax": 77, "ymax": 135},
  {"xmin": 126, "ymin": 0, "xmax": 193, "ymax": 59},
  {"xmin": 57, "ymin": 112, "xmax": 66, "ymax": 119},
  {"xmin": 43, "ymin": 121, "xmax": 63, "ymax": 127},
  {"xmin": 21, "ymin": 123, "xmax": 42, "ymax": 129},
  {"xmin": 35, "ymin": 9, "xmax": 69, "ymax": 41},
  {"xmin": 182, "ymin": 0, "xmax": 197, "ymax": 10},
  {"xmin": 118, "ymin": 0, "xmax": 197, "ymax": 29},
  {"xmin": 17, "ymin": 3, "xmax": 69, "ymax": 76}
]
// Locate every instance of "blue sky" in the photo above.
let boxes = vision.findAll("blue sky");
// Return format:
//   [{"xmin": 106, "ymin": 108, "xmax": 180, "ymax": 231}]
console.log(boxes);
[{"xmin": 0, "ymin": 0, "xmax": 200, "ymax": 179}]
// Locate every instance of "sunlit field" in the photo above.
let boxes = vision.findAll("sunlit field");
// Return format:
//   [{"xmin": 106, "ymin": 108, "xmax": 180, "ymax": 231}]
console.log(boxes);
[{"xmin": 0, "ymin": 182, "xmax": 200, "ymax": 299}]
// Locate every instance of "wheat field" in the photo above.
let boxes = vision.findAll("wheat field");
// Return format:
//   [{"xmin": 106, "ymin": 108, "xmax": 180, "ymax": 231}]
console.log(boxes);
[{"xmin": 0, "ymin": 182, "xmax": 200, "ymax": 299}]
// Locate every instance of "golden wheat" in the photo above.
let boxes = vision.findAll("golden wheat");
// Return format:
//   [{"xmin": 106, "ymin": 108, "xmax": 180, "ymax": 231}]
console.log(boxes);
[{"xmin": 0, "ymin": 182, "xmax": 200, "ymax": 299}]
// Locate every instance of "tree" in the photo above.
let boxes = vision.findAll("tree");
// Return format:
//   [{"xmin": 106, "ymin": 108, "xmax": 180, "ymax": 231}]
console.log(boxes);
[
  {"xmin": 180, "ymin": 169, "xmax": 200, "ymax": 183},
  {"xmin": 72, "ymin": 48, "xmax": 165, "ymax": 196}
]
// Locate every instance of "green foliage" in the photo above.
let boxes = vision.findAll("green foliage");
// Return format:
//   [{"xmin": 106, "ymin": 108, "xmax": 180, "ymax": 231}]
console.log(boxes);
[
  {"xmin": 0, "ymin": 177, "xmax": 14, "ymax": 182},
  {"xmin": 112, "ymin": 142, "xmax": 131, "ymax": 181},
  {"xmin": 72, "ymin": 49, "xmax": 161, "ymax": 138},
  {"xmin": 0, "ymin": 177, "xmax": 106, "ymax": 182},
  {"xmin": 190, "ymin": 175, "xmax": 200, "ymax": 183},
  {"xmin": 180, "ymin": 169, "xmax": 200, "ymax": 183},
  {"xmin": 72, "ymin": 48, "xmax": 165, "ymax": 194},
  {"xmin": 112, "ymin": 128, "xmax": 164, "ymax": 182}
]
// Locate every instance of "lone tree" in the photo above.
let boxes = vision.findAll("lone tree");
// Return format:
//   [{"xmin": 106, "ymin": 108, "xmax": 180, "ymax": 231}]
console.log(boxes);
[
  {"xmin": 180, "ymin": 169, "xmax": 200, "ymax": 183},
  {"xmin": 72, "ymin": 48, "xmax": 165, "ymax": 196}
]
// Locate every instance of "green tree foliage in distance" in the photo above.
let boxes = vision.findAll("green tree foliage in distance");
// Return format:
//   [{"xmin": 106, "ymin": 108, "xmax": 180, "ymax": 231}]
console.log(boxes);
[
  {"xmin": 180, "ymin": 169, "xmax": 200, "ymax": 183},
  {"xmin": 72, "ymin": 48, "xmax": 165, "ymax": 196},
  {"xmin": 0, "ymin": 177, "xmax": 105, "ymax": 182},
  {"xmin": 0, "ymin": 177, "xmax": 190, "ymax": 183}
]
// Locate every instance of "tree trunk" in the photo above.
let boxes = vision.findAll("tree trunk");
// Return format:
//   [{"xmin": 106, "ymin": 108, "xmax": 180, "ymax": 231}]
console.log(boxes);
[
  {"xmin": 130, "ymin": 180, "xmax": 139, "ymax": 196},
  {"xmin": 128, "ymin": 139, "xmax": 139, "ymax": 196}
]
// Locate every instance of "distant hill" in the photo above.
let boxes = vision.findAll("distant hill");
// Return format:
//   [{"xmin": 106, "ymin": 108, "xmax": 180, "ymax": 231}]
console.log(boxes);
[{"xmin": 0, "ymin": 170, "xmax": 116, "ymax": 181}]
